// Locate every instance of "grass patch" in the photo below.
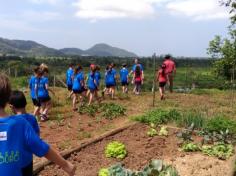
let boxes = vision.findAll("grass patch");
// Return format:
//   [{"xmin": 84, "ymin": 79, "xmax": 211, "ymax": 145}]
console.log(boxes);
[{"xmin": 101, "ymin": 103, "xmax": 126, "ymax": 120}]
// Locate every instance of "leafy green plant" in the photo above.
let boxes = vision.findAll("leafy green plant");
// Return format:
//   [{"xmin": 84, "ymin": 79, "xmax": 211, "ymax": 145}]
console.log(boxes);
[
  {"xmin": 101, "ymin": 103, "xmax": 126, "ymax": 120},
  {"xmin": 105, "ymin": 141, "xmax": 127, "ymax": 159},
  {"xmin": 176, "ymin": 123, "xmax": 195, "ymax": 142},
  {"xmin": 202, "ymin": 129, "xmax": 236, "ymax": 144},
  {"xmin": 135, "ymin": 109, "xmax": 181, "ymax": 125},
  {"xmin": 204, "ymin": 116, "xmax": 236, "ymax": 135},
  {"xmin": 98, "ymin": 168, "xmax": 109, "ymax": 176},
  {"xmin": 201, "ymin": 143, "xmax": 234, "ymax": 160},
  {"xmin": 147, "ymin": 128, "xmax": 158, "ymax": 137},
  {"xmin": 181, "ymin": 142, "xmax": 200, "ymax": 152},
  {"xmin": 158, "ymin": 126, "xmax": 168, "ymax": 136},
  {"xmin": 99, "ymin": 160, "xmax": 178, "ymax": 176},
  {"xmin": 78, "ymin": 104, "xmax": 99, "ymax": 117}
]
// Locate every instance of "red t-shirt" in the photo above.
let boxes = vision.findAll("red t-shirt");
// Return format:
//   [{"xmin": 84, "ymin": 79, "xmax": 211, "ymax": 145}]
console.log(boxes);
[
  {"xmin": 135, "ymin": 72, "xmax": 142, "ymax": 82},
  {"xmin": 158, "ymin": 70, "xmax": 167, "ymax": 83},
  {"xmin": 163, "ymin": 59, "xmax": 175, "ymax": 74}
]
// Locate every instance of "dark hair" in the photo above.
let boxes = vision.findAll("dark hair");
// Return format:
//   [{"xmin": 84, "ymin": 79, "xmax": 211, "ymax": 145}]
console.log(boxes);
[
  {"xmin": 164, "ymin": 55, "xmax": 171, "ymax": 59},
  {"xmin": 9, "ymin": 90, "xmax": 27, "ymax": 108},
  {"xmin": 96, "ymin": 65, "xmax": 100, "ymax": 71},
  {"xmin": 0, "ymin": 74, "xmax": 11, "ymax": 108},
  {"xmin": 69, "ymin": 63, "xmax": 74, "ymax": 67},
  {"xmin": 122, "ymin": 63, "xmax": 127, "ymax": 67},
  {"xmin": 161, "ymin": 64, "xmax": 166, "ymax": 76},
  {"xmin": 135, "ymin": 65, "xmax": 141, "ymax": 77},
  {"xmin": 33, "ymin": 66, "xmax": 40, "ymax": 74},
  {"xmin": 74, "ymin": 67, "xmax": 79, "ymax": 75},
  {"xmin": 78, "ymin": 64, "xmax": 82, "ymax": 70}
]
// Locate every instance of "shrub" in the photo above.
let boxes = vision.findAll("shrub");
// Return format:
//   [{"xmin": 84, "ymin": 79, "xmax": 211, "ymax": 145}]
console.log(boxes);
[
  {"xmin": 101, "ymin": 103, "xmax": 126, "ymax": 120},
  {"xmin": 204, "ymin": 116, "xmax": 236, "ymax": 135}
]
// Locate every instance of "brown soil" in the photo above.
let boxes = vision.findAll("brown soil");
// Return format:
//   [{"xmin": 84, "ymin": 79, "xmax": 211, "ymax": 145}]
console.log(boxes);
[{"xmin": 38, "ymin": 123, "xmax": 234, "ymax": 176}]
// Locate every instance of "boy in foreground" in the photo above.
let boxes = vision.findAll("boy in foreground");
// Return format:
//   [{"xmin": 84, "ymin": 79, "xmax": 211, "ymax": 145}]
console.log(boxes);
[{"xmin": 0, "ymin": 74, "xmax": 75, "ymax": 176}]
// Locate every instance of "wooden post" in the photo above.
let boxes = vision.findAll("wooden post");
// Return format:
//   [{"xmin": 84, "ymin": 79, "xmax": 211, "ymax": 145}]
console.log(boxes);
[{"xmin": 152, "ymin": 53, "xmax": 156, "ymax": 107}]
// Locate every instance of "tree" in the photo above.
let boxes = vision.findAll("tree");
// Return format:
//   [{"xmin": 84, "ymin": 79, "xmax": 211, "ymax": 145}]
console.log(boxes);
[{"xmin": 208, "ymin": 0, "xmax": 236, "ymax": 79}]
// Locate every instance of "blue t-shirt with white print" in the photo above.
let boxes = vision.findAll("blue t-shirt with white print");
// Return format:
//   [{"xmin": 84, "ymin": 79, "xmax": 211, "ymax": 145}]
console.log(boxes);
[
  {"xmin": 72, "ymin": 73, "xmax": 82, "ymax": 91},
  {"xmin": 0, "ymin": 115, "xmax": 49, "ymax": 176},
  {"xmin": 95, "ymin": 71, "xmax": 101, "ymax": 86},
  {"xmin": 29, "ymin": 76, "xmax": 37, "ymax": 99},
  {"xmin": 17, "ymin": 114, "xmax": 40, "ymax": 168},
  {"xmin": 87, "ymin": 72, "xmax": 97, "ymax": 91},
  {"xmin": 119, "ymin": 68, "xmax": 129, "ymax": 83},
  {"xmin": 66, "ymin": 68, "xmax": 74, "ymax": 86},
  {"xmin": 37, "ymin": 77, "xmax": 49, "ymax": 98}
]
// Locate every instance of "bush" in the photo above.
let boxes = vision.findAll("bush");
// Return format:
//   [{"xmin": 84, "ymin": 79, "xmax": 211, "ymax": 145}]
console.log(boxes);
[
  {"xmin": 204, "ymin": 116, "xmax": 236, "ymax": 135},
  {"xmin": 101, "ymin": 103, "xmax": 126, "ymax": 120},
  {"xmin": 134, "ymin": 109, "xmax": 181, "ymax": 125}
]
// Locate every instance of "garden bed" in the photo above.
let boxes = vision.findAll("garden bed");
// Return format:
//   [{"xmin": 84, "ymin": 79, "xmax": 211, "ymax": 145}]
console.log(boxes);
[{"xmin": 37, "ymin": 123, "xmax": 235, "ymax": 176}]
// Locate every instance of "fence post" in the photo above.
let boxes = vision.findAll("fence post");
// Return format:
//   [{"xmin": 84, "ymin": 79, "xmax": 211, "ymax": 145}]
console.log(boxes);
[{"xmin": 152, "ymin": 53, "xmax": 156, "ymax": 107}]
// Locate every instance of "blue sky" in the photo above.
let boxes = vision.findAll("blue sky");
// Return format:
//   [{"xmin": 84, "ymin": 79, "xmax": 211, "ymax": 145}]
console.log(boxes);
[{"xmin": 0, "ymin": 0, "xmax": 231, "ymax": 57}]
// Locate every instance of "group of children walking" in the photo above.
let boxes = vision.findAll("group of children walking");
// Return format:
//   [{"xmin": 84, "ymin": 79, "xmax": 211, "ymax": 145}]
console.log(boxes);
[{"xmin": 66, "ymin": 58, "xmax": 146, "ymax": 110}]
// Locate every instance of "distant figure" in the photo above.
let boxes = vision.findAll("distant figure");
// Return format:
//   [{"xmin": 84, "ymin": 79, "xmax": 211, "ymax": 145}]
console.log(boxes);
[
  {"xmin": 132, "ymin": 65, "xmax": 143, "ymax": 95},
  {"xmin": 119, "ymin": 63, "xmax": 129, "ymax": 93},
  {"xmin": 104, "ymin": 64, "xmax": 117, "ymax": 99},
  {"xmin": 87, "ymin": 64, "xmax": 97, "ymax": 105},
  {"xmin": 130, "ymin": 58, "xmax": 144, "ymax": 75},
  {"xmin": 66, "ymin": 64, "xmax": 74, "ymax": 98},
  {"xmin": 163, "ymin": 55, "xmax": 176, "ymax": 93},
  {"xmin": 38, "ymin": 64, "xmax": 52, "ymax": 121},
  {"xmin": 29, "ymin": 66, "xmax": 42, "ymax": 117},
  {"xmin": 156, "ymin": 64, "xmax": 167, "ymax": 100},
  {"xmin": 130, "ymin": 58, "xmax": 144, "ymax": 94}
]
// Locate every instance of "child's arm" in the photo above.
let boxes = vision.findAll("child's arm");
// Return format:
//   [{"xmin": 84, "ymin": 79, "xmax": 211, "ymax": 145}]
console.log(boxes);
[{"xmin": 44, "ymin": 147, "xmax": 76, "ymax": 176}]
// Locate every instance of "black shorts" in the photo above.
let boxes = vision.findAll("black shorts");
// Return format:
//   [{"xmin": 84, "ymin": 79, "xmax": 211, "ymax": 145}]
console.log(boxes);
[
  {"xmin": 32, "ymin": 99, "xmax": 41, "ymax": 107},
  {"xmin": 38, "ymin": 96, "xmax": 51, "ymax": 103},
  {"xmin": 121, "ymin": 81, "xmax": 128, "ymax": 86},
  {"xmin": 159, "ymin": 82, "xmax": 166, "ymax": 87},
  {"xmin": 22, "ymin": 161, "xmax": 33, "ymax": 176},
  {"xmin": 73, "ymin": 87, "xmax": 86, "ymax": 94},
  {"xmin": 106, "ymin": 83, "xmax": 116, "ymax": 88},
  {"xmin": 67, "ymin": 84, "xmax": 72, "ymax": 91}
]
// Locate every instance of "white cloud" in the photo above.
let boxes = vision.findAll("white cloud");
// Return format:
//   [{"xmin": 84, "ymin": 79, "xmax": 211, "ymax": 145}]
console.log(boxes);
[
  {"xmin": 73, "ymin": 0, "xmax": 169, "ymax": 21},
  {"xmin": 166, "ymin": 0, "xmax": 229, "ymax": 21},
  {"xmin": 73, "ymin": 0, "xmax": 230, "ymax": 22}
]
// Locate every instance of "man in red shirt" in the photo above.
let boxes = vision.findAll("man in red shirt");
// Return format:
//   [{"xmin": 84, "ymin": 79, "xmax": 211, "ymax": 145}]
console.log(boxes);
[{"xmin": 163, "ymin": 55, "xmax": 176, "ymax": 93}]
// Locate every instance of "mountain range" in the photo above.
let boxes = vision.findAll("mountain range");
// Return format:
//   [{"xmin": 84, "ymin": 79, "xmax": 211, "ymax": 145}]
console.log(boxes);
[{"xmin": 0, "ymin": 37, "xmax": 137, "ymax": 57}]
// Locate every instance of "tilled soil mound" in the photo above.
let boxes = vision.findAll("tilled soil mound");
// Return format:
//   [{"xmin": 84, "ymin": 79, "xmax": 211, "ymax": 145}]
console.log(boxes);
[{"xmin": 38, "ymin": 123, "xmax": 235, "ymax": 176}]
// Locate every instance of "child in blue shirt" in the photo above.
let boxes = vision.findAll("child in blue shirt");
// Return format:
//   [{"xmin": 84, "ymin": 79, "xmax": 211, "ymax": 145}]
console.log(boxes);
[
  {"xmin": 66, "ymin": 64, "xmax": 74, "ymax": 98},
  {"xmin": 72, "ymin": 67, "xmax": 82, "ymax": 111},
  {"xmin": 9, "ymin": 90, "xmax": 40, "ymax": 176},
  {"xmin": 38, "ymin": 64, "xmax": 52, "ymax": 122},
  {"xmin": 119, "ymin": 63, "xmax": 129, "ymax": 93},
  {"xmin": 29, "ymin": 66, "xmax": 42, "ymax": 117},
  {"xmin": 0, "ymin": 74, "xmax": 75, "ymax": 176},
  {"xmin": 87, "ymin": 64, "xmax": 97, "ymax": 105},
  {"xmin": 104, "ymin": 64, "xmax": 117, "ymax": 99}
]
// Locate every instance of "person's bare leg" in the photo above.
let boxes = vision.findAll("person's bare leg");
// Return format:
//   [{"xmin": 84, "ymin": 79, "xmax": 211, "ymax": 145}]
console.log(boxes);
[
  {"xmin": 42, "ymin": 101, "xmax": 51, "ymax": 117},
  {"xmin": 72, "ymin": 94, "xmax": 78, "ymax": 110},
  {"xmin": 111, "ymin": 87, "xmax": 115, "ymax": 99},
  {"xmin": 88, "ymin": 91, "xmax": 94, "ymax": 105}
]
